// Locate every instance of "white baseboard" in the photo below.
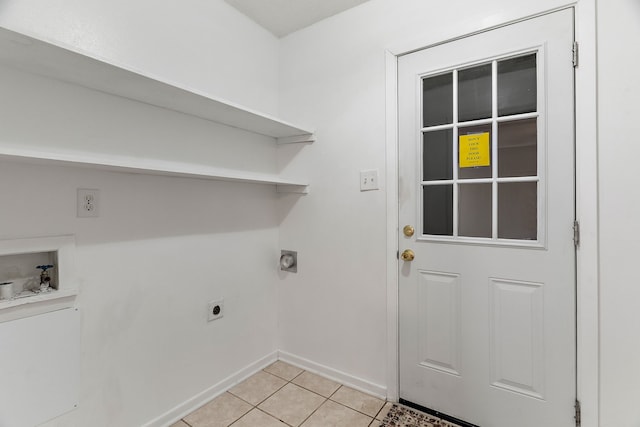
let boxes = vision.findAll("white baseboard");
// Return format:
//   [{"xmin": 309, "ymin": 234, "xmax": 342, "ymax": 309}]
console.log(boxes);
[
  {"xmin": 144, "ymin": 349, "xmax": 387, "ymax": 426},
  {"xmin": 278, "ymin": 350, "xmax": 387, "ymax": 399},
  {"xmin": 142, "ymin": 351, "xmax": 278, "ymax": 427}
]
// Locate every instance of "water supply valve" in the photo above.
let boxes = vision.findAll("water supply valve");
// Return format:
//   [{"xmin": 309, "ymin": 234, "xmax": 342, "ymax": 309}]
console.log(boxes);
[{"xmin": 280, "ymin": 250, "xmax": 297, "ymax": 273}]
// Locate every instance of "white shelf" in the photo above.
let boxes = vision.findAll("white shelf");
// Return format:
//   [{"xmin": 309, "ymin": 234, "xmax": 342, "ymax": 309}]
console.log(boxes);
[
  {"xmin": 0, "ymin": 148, "xmax": 310, "ymax": 193},
  {"xmin": 0, "ymin": 288, "xmax": 78, "ymax": 311},
  {"xmin": 0, "ymin": 26, "xmax": 313, "ymax": 192},
  {"xmin": 0, "ymin": 26, "xmax": 315, "ymax": 141}
]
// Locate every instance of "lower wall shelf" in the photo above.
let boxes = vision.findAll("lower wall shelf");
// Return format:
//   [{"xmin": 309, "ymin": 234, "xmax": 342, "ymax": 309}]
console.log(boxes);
[{"xmin": 0, "ymin": 147, "xmax": 310, "ymax": 193}]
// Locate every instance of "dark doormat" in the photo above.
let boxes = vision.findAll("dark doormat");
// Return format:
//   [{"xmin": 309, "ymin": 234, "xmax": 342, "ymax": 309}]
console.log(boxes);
[{"xmin": 377, "ymin": 404, "xmax": 464, "ymax": 427}]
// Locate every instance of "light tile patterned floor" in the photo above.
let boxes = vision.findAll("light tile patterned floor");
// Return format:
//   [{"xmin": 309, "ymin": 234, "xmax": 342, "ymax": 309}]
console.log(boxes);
[{"xmin": 170, "ymin": 361, "xmax": 440, "ymax": 427}]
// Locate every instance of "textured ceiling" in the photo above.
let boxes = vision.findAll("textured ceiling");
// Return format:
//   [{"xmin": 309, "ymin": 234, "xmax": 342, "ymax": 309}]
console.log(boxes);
[{"xmin": 223, "ymin": 0, "xmax": 371, "ymax": 37}]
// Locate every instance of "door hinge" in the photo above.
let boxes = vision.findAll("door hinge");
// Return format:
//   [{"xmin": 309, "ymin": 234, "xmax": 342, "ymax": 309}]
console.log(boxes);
[
  {"xmin": 575, "ymin": 399, "xmax": 581, "ymax": 426},
  {"xmin": 572, "ymin": 41, "xmax": 579, "ymax": 67},
  {"xmin": 573, "ymin": 220, "xmax": 580, "ymax": 248}
]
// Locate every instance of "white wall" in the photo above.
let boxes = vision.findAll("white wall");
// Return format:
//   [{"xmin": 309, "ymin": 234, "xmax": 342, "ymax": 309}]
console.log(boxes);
[
  {"xmin": 277, "ymin": 0, "xmax": 576, "ymax": 393},
  {"xmin": 0, "ymin": 162, "xmax": 280, "ymax": 427},
  {"xmin": 597, "ymin": 0, "xmax": 640, "ymax": 424},
  {"xmin": 279, "ymin": 0, "xmax": 640, "ymax": 424},
  {"xmin": 0, "ymin": 0, "xmax": 280, "ymax": 115},
  {"xmin": 0, "ymin": 1, "xmax": 283, "ymax": 426}
]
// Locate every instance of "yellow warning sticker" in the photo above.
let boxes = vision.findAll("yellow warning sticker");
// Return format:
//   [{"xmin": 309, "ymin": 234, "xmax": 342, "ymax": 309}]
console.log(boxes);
[{"xmin": 459, "ymin": 132, "xmax": 490, "ymax": 168}]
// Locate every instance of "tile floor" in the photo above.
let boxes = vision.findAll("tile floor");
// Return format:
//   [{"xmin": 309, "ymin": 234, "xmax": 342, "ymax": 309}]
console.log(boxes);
[{"xmin": 170, "ymin": 361, "xmax": 399, "ymax": 427}]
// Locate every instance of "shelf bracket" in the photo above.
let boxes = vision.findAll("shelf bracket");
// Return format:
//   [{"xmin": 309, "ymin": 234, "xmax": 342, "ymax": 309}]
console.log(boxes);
[
  {"xmin": 276, "ymin": 184, "xmax": 309, "ymax": 194},
  {"xmin": 277, "ymin": 134, "xmax": 316, "ymax": 144}
]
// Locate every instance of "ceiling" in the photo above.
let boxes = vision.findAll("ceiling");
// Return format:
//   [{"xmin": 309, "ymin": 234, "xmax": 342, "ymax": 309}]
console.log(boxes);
[{"xmin": 223, "ymin": 0, "xmax": 371, "ymax": 38}]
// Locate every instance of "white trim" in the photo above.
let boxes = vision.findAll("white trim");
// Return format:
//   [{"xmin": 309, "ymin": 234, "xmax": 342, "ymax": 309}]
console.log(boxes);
[
  {"xmin": 491, "ymin": 60, "xmax": 499, "ymax": 241},
  {"xmin": 387, "ymin": 3, "xmax": 578, "ymax": 57},
  {"xmin": 142, "ymin": 351, "xmax": 278, "ymax": 427},
  {"xmin": 385, "ymin": 3, "xmax": 599, "ymax": 426},
  {"xmin": 385, "ymin": 49, "xmax": 400, "ymax": 402},
  {"xmin": 278, "ymin": 350, "xmax": 387, "ymax": 399},
  {"xmin": 574, "ymin": 1, "xmax": 600, "ymax": 426}
]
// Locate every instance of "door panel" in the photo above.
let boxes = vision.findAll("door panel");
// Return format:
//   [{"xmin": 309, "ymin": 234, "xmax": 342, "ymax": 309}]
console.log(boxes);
[
  {"xmin": 489, "ymin": 278, "xmax": 544, "ymax": 399},
  {"xmin": 398, "ymin": 9, "xmax": 575, "ymax": 427},
  {"xmin": 418, "ymin": 270, "xmax": 461, "ymax": 375}
]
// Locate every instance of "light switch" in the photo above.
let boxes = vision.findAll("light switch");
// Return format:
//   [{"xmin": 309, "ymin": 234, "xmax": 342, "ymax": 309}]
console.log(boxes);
[{"xmin": 360, "ymin": 170, "xmax": 379, "ymax": 191}]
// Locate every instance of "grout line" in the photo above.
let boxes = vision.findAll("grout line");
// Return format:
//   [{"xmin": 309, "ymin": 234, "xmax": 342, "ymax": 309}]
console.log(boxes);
[
  {"xmin": 226, "ymin": 389, "xmax": 262, "ymax": 408},
  {"xmin": 263, "ymin": 407, "xmax": 293, "ymax": 427},
  {"xmin": 328, "ymin": 384, "xmax": 342, "ymax": 399},
  {"xmin": 226, "ymin": 406, "xmax": 251, "ymax": 427},
  {"xmin": 373, "ymin": 401, "xmax": 392, "ymax": 420},
  {"xmin": 263, "ymin": 361, "xmax": 305, "ymax": 382},
  {"xmin": 289, "ymin": 376, "xmax": 339, "ymax": 399},
  {"xmin": 290, "ymin": 369, "xmax": 305, "ymax": 382},
  {"xmin": 296, "ymin": 395, "xmax": 328, "ymax": 427},
  {"xmin": 327, "ymin": 385, "xmax": 386, "ymax": 419},
  {"xmin": 289, "ymin": 371, "xmax": 342, "ymax": 399},
  {"xmin": 227, "ymin": 370, "xmax": 289, "ymax": 408},
  {"xmin": 286, "ymin": 380, "xmax": 330, "ymax": 426},
  {"xmin": 254, "ymin": 407, "xmax": 291, "ymax": 427},
  {"xmin": 328, "ymin": 399, "xmax": 380, "ymax": 420},
  {"xmin": 256, "ymin": 372, "xmax": 290, "ymax": 406}
]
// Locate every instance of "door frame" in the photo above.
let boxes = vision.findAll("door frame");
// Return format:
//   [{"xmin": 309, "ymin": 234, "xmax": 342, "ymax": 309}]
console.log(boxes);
[{"xmin": 384, "ymin": 3, "xmax": 599, "ymax": 426}]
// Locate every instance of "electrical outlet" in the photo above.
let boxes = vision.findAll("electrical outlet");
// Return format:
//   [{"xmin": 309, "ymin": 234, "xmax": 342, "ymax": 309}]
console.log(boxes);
[
  {"xmin": 360, "ymin": 169, "xmax": 379, "ymax": 191},
  {"xmin": 77, "ymin": 188, "xmax": 100, "ymax": 218},
  {"xmin": 207, "ymin": 299, "xmax": 224, "ymax": 322}
]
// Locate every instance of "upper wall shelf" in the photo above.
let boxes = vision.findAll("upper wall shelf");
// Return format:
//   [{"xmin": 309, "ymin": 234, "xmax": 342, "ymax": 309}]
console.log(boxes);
[
  {"xmin": 0, "ymin": 26, "xmax": 313, "ymax": 192},
  {"xmin": 0, "ymin": 26, "xmax": 315, "ymax": 143}
]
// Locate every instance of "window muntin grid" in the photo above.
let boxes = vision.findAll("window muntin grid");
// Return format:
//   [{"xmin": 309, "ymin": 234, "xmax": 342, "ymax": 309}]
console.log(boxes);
[{"xmin": 420, "ymin": 52, "xmax": 540, "ymax": 244}]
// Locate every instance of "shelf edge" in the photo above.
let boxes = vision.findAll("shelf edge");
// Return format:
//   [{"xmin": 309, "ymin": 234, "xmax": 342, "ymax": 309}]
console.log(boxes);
[
  {"xmin": 0, "ymin": 289, "xmax": 78, "ymax": 324},
  {"xmin": 0, "ymin": 148, "xmax": 309, "ymax": 188},
  {"xmin": 277, "ymin": 134, "xmax": 316, "ymax": 145},
  {"xmin": 276, "ymin": 185, "xmax": 310, "ymax": 194}
]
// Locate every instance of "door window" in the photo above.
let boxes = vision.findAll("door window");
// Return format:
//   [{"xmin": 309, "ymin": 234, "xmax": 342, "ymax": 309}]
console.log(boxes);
[{"xmin": 421, "ymin": 52, "xmax": 541, "ymax": 243}]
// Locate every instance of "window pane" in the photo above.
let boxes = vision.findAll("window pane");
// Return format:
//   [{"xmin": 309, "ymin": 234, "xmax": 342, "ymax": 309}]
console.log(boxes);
[
  {"xmin": 423, "ymin": 129, "xmax": 453, "ymax": 181},
  {"xmin": 423, "ymin": 185, "xmax": 453, "ymax": 236},
  {"xmin": 458, "ymin": 63, "xmax": 492, "ymax": 122},
  {"xmin": 498, "ymin": 182, "xmax": 537, "ymax": 240},
  {"xmin": 459, "ymin": 184, "xmax": 492, "ymax": 238},
  {"xmin": 498, "ymin": 54, "xmax": 537, "ymax": 116},
  {"xmin": 423, "ymin": 73, "xmax": 453, "ymax": 127},
  {"xmin": 498, "ymin": 119, "xmax": 537, "ymax": 177},
  {"xmin": 458, "ymin": 124, "xmax": 492, "ymax": 179}
]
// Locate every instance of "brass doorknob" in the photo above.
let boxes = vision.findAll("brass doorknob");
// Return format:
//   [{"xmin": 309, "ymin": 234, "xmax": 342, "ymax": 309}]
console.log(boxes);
[
  {"xmin": 401, "ymin": 249, "xmax": 415, "ymax": 261},
  {"xmin": 403, "ymin": 225, "xmax": 415, "ymax": 237}
]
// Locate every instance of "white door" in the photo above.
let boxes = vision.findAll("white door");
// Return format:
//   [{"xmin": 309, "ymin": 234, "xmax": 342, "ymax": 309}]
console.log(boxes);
[{"xmin": 398, "ymin": 9, "xmax": 575, "ymax": 427}]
